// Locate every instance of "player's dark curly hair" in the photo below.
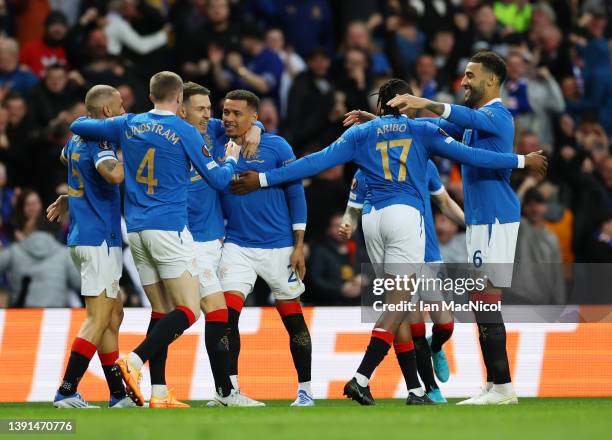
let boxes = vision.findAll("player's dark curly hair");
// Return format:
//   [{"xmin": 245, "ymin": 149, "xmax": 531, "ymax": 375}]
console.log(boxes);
[
  {"xmin": 470, "ymin": 50, "xmax": 507, "ymax": 85},
  {"xmin": 376, "ymin": 78, "xmax": 413, "ymax": 116}
]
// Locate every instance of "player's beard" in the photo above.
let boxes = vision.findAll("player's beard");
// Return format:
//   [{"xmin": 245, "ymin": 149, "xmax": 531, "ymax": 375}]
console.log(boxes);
[{"xmin": 464, "ymin": 80, "xmax": 485, "ymax": 108}]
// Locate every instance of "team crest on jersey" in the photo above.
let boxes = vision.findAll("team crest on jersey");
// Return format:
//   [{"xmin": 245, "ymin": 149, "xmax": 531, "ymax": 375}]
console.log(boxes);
[
  {"xmin": 99, "ymin": 140, "xmax": 112, "ymax": 150},
  {"xmin": 202, "ymin": 145, "xmax": 211, "ymax": 157}
]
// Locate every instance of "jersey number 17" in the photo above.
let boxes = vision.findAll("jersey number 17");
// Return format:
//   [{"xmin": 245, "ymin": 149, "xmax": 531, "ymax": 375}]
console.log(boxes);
[{"xmin": 376, "ymin": 138, "xmax": 412, "ymax": 182}]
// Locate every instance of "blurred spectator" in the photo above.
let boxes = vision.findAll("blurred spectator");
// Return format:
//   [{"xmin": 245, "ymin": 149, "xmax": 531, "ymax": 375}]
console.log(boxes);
[
  {"xmin": 0, "ymin": 161, "xmax": 13, "ymax": 240},
  {"xmin": 385, "ymin": 11, "xmax": 426, "ymax": 78},
  {"xmin": 278, "ymin": 0, "xmax": 334, "ymax": 59},
  {"xmin": 284, "ymin": 48, "xmax": 338, "ymax": 153},
  {"xmin": 505, "ymin": 188, "xmax": 565, "ymax": 305},
  {"xmin": 19, "ymin": 10, "xmax": 70, "ymax": 77},
  {"xmin": 171, "ymin": 0, "xmax": 208, "ymax": 70},
  {"xmin": 1, "ymin": 92, "xmax": 38, "ymax": 187},
  {"xmin": 265, "ymin": 28, "xmax": 306, "ymax": 118},
  {"xmin": 27, "ymin": 63, "xmax": 84, "ymax": 128},
  {"xmin": 204, "ymin": 0, "xmax": 241, "ymax": 51},
  {"xmin": 471, "ymin": 4, "xmax": 507, "ymax": 54},
  {"xmin": 117, "ymin": 83, "xmax": 136, "ymax": 113},
  {"xmin": 408, "ymin": 0, "xmax": 457, "ymax": 40},
  {"xmin": 307, "ymin": 213, "xmax": 366, "ymax": 305},
  {"xmin": 429, "ymin": 28, "xmax": 460, "ymax": 89},
  {"xmin": 11, "ymin": 0, "xmax": 51, "ymax": 45},
  {"xmin": 0, "ymin": 38, "xmax": 38, "ymax": 96},
  {"xmin": 584, "ymin": 209, "xmax": 612, "ymax": 262},
  {"xmin": 104, "ymin": 0, "xmax": 168, "ymax": 59},
  {"xmin": 340, "ymin": 21, "xmax": 391, "ymax": 77},
  {"xmin": 493, "ymin": 0, "xmax": 532, "ymax": 33},
  {"xmin": 259, "ymin": 98, "xmax": 279, "ymax": 134},
  {"xmin": 532, "ymin": 25, "xmax": 573, "ymax": 81},
  {"xmin": 435, "ymin": 211, "xmax": 467, "ymax": 263},
  {"xmin": 0, "ymin": 230, "xmax": 80, "ymax": 307},
  {"xmin": 333, "ymin": 48, "xmax": 371, "ymax": 114},
  {"xmin": 502, "ymin": 51, "xmax": 564, "ymax": 146},
  {"xmin": 304, "ymin": 165, "xmax": 349, "ymax": 243},
  {"xmin": 221, "ymin": 24, "xmax": 284, "ymax": 104},
  {"xmin": 10, "ymin": 189, "xmax": 44, "ymax": 241},
  {"xmin": 414, "ymin": 54, "xmax": 441, "ymax": 99}
]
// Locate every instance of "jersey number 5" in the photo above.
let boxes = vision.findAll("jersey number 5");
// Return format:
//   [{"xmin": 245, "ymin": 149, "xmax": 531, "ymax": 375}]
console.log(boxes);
[
  {"xmin": 136, "ymin": 148, "xmax": 158, "ymax": 194},
  {"xmin": 376, "ymin": 138, "xmax": 412, "ymax": 182},
  {"xmin": 68, "ymin": 153, "xmax": 84, "ymax": 197}
]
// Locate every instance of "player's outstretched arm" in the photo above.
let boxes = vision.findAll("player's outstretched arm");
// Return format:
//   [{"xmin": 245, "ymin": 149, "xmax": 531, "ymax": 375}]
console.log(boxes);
[
  {"xmin": 432, "ymin": 189, "xmax": 465, "ymax": 226},
  {"xmin": 187, "ymin": 138, "xmax": 239, "ymax": 190},
  {"xmin": 69, "ymin": 116, "xmax": 124, "ymax": 143},
  {"xmin": 231, "ymin": 129, "xmax": 360, "ymax": 195},
  {"xmin": 424, "ymin": 123, "xmax": 548, "ymax": 175},
  {"xmin": 388, "ymin": 94, "xmax": 502, "ymax": 134}
]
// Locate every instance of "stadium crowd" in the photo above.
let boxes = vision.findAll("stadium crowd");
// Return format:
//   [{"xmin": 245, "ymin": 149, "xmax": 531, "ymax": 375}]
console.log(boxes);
[{"xmin": 0, "ymin": 0, "xmax": 610, "ymax": 308}]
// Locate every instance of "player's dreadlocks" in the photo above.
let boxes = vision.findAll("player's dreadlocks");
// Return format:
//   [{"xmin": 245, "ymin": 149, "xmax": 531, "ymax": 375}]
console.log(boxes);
[{"xmin": 375, "ymin": 78, "xmax": 413, "ymax": 116}]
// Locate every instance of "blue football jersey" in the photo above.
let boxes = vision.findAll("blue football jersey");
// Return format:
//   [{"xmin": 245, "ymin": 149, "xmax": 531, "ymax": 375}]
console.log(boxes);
[
  {"xmin": 349, "ymin": 161, "xmax": 444, "ymax": 262},
  {"xmin": 211, "ymin": 132, "xmax": 307, "ymax": 249},
  {"xmin": 187, "ymin": 121, "xmax": 226, "ymax": 242},
  {"xmin": 70, "ymin": 111, "xmax": 237, "ymax": 233},
  {"xmin": 424, "ymin": 99, "xmax": 519, "ymax": 225},
  {"xmin": 262, "ymin": 115, "xmax": 521, "ymax": 218},
  {"xmin": 63, "ymin": 135, "xmax": 122, "ymax": 247}
]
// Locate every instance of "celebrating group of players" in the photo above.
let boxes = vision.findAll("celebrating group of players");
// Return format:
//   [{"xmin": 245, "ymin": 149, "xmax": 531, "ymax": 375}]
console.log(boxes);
[{"xmin": 47, "ymin": 49, "xmax": 547, "ymax": 409}]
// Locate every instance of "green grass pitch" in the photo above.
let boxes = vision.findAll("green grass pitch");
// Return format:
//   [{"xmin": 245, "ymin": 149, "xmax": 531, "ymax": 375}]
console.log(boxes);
[{"xmin": 1, "ymin": 398, "xmax": 611, "ymax": 440}]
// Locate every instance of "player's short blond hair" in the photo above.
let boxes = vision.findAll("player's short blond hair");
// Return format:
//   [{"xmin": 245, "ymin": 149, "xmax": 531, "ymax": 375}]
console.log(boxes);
[
  {"xmin": 84, "ymin": 84, "xmax": 118, "ymax": 116},
  {"xmin": 150, "ymin": 71, "xmax": 183, "ymax": 102}
]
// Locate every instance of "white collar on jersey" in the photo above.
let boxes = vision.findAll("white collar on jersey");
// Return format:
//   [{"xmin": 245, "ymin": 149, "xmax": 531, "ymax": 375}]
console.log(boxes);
[
  {"xmin": 149, "ymin": 109, "xmax": 175, "ymax": 116},
  {"xmin": 483, "ymin": 98, "xmax": 502, "ymax": 107}
]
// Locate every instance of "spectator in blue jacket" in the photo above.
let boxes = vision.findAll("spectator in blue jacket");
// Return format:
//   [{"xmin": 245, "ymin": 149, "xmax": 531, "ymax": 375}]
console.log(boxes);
[{"xmin": 0, "ymin": 38, "xmax": 38, "ymax": 97}]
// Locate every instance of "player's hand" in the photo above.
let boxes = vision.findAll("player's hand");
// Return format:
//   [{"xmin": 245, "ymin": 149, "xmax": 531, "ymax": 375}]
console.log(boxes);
[
  {"xmin": 525, "ymin": 150, "xmax": 548, "ymax": 177},
  {"xmin": 290, "ymin": 246, "xmax": 307, "ymax": 280},
  {"xmin": 243, "ymin": 125, "xmax": 261, "ymax": 159},
  {"xmin": 46, "ymin": 195, "xmax": 69, "ymax": 223},
  {"xmin": 230, "ymin": 171, "xmax": 261, "ymax": 195},
  {"xmin": 225, "ymin": 140, "xmax": 241, "ymax": 161},
  {"xmin": 386, "ymin": 94, "xmax": 430, "ymax": 111},
  {"xmin": 343, "ymin": 110, "xmax": 376, "ymax": 127},
  {"xmin": 338, "ymin": 223, "xmax": 353, "ymax": 241}
]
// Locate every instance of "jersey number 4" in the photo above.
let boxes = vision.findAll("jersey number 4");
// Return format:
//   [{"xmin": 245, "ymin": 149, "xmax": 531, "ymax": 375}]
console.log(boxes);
[
  {"xmin": 376, "ymin": 138, "xmax": 412, "ymax": 182},
  {"xmin": 136, "ymin": 148, "xmax": 158, "ymax": 194}
]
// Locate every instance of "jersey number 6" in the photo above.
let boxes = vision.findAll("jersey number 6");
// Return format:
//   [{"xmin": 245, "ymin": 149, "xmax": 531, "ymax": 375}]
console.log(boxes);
[
  {"xmin": 136, "ymin": 147, "xmax": 158, "ymax": 194},
  {"xmin": 376, "ymin": 138, "xmax": 412, "ymax": 182}
]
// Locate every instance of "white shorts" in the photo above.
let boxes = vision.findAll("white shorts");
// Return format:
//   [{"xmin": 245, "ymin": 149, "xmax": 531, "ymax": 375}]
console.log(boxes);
[
  {"xmin": 413, "ymin": 261, "xmax": 448, "ymax": 302},
  {"xmin": 70, "ymin": 242, "xmax": 122, "ymax": 298},
  {"xmin": 361, "ymin": 204, "xmax": 425, "ymax": 278},
  {"xmin": 466, "ymin": 220, "xmax": 519, "ymax": 288},
  {"xmin": 218, "ymin": 242, "xmax": 305, "ymax": 300},
  {"xmin": 127, "ymin": 227, "xmax": 198, "ymax": 286},
  {"xmin": 194, "ymin": 239, "xmax": 223, "ymax": 297}
]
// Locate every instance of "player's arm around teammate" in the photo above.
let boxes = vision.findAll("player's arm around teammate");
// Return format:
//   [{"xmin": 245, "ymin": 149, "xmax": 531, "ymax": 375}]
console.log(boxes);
[{"xmin": 50, "ymin": 85, "xmax": 134, "ymax": 408}]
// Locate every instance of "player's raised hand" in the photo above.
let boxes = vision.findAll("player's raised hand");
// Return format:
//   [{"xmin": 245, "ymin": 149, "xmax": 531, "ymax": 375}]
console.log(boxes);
[
  {"xmin": 525, "ymin": 150, "xmax": 548, "ymax": 177},
  {"xmin": 343, "ymin": 110, "xmax": 376, "ymax": 127},
  {"xmin": 243, "ymin": 125, "xmax": 261, "ymax": 159},
  {"xmin": 387, "ymin": 94, "xmax": 430, "ymax": 111},
  {"xmin": 225, "ymin": 140, "xmax": 241, "ymax": 161},
  {"xmin": 46, "ymin": 195, "xmax": 69, "ymax": 223},
  {"xmin": 338, "ymin": 223, "xmax": 353, "ymax": 240},
  {"xmin": 230, "ymin": 170, "xmax": 261, "ymax": 195}
]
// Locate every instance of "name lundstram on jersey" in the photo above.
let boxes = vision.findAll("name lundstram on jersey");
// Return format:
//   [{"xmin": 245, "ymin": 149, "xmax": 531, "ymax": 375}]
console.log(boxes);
[{"xmin": 125, "ymin": 122, "xmax": 181, "ymax": 145}]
